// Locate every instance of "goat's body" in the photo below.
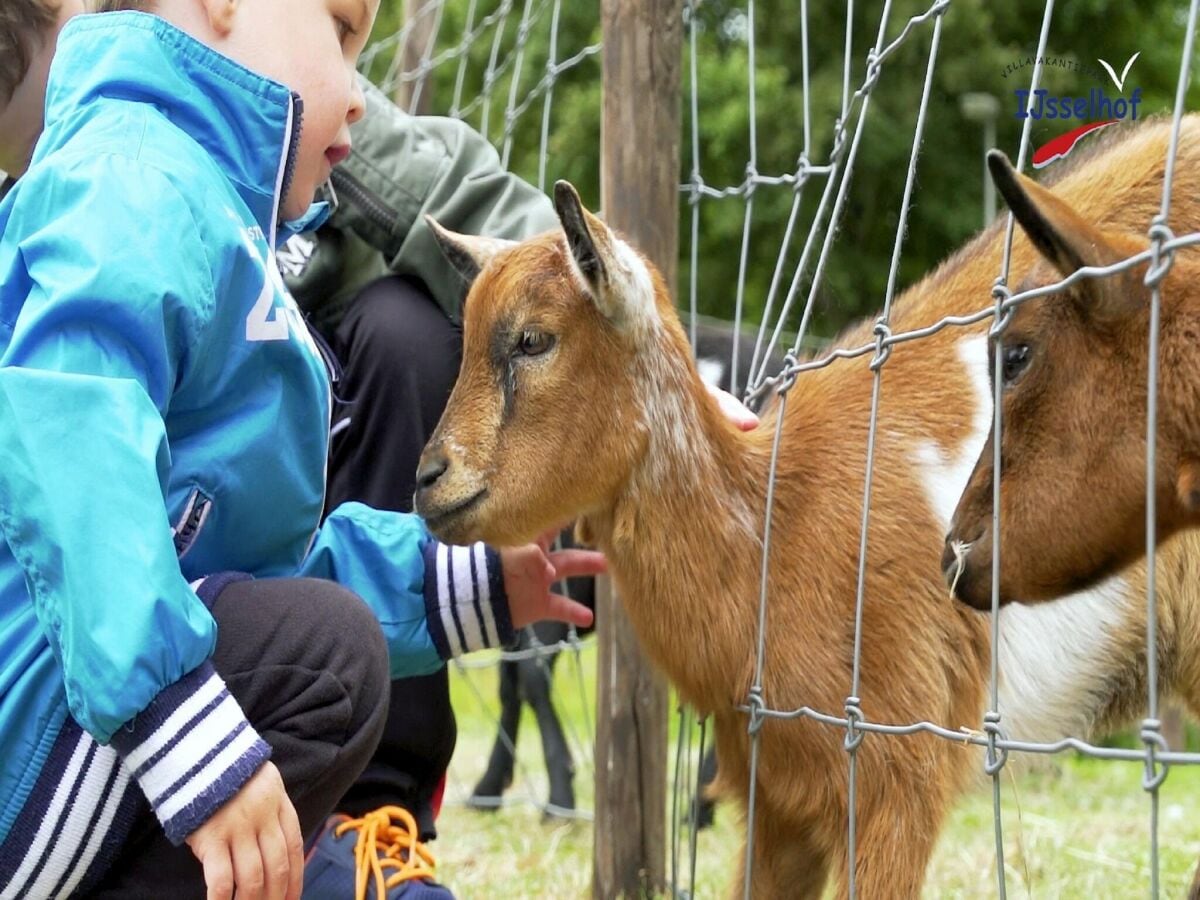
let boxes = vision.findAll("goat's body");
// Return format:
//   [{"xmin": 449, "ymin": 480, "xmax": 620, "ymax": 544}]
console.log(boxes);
[
  {"xmin": 420, "ymin": 118, "xmax": 1200, "ymax": 897},
  {"xmin": 576, "ymin": 117, "xmax": 1200, "ymax": 897}
]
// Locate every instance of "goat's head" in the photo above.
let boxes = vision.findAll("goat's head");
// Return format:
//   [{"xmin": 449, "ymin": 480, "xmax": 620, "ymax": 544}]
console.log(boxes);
[
  {"xmin": 414, "ymin": 182, "xmax": 682, "ymax": 546},
  {"xmin": 945, "ymin": 150, "xmax": 1172, "ymax": 609}
]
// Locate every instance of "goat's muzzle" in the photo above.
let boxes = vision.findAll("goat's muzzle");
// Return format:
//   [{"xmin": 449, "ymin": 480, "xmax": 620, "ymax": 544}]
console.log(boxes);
[
  {"xmin": 941, "ymin": 532, "xmax": 993, "ymax": 611},
  {"xmin": 414, "ymin": 444, "xmax": 489, "ymax": 544}
]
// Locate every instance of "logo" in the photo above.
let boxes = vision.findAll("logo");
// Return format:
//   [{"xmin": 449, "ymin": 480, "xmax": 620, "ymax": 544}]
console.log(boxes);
[
  {"xmin": 1098, "ymin": 52, "xmax": 1139, "ymax": 91},
  {"xmin": 1007, "ymin": 51, "xmax": 1142, "ymax": 168},
  {"xmin": 277, "ymin": 233, "xmax": 318, "ymax": 279}
]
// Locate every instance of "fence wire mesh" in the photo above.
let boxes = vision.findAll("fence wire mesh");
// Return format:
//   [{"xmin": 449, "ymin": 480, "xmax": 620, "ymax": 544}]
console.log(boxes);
[
  {"xmin": 679, "ymin": 0, "xmax": 1200, "ymax": 898},
  {"xmin": 360, "ymin": 0, "xmax": 603, "ymax": 829},
  {"xmin": 367, "ymin": 0, "xmax": 1200, "ymax": 896}
]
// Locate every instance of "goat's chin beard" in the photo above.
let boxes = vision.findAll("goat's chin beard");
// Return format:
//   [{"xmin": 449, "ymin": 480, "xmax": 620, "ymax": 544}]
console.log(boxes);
[{"xmin": 418, "ymin": 489, "xmax": 490, "ymax": 546}]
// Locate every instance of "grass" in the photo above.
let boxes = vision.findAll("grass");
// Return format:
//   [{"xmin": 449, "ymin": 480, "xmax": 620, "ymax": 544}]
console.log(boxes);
[{"xmin": 429, "ymin": 641, "xmax": 1200, "ymax": 898}]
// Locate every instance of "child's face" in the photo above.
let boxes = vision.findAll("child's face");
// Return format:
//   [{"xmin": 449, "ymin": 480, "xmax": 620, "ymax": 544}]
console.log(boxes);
[
  {"xmin": 216, "ymin": 0, "xmax": 380, "ymax": 220},
  {"xmin": 0, "ymin": 0, "xmax": 85, "ymax": 177}
]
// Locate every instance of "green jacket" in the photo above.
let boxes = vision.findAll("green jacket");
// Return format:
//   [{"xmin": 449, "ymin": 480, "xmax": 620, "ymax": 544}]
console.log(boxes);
[{"xmin": 283, "ymin": 79, "xmax": 557, "ymax": 330}]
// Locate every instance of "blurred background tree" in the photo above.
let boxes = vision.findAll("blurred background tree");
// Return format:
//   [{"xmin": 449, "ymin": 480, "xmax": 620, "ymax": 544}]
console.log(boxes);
[{"xmin": 363, "ymin": 0, "xmax": 1200, "ymax": 344}]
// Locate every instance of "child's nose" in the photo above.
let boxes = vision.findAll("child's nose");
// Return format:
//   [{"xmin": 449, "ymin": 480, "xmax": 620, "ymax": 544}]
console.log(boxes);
[{"xmin": 347, "ymin": 76, "xmax": 366, "ymax": 126}]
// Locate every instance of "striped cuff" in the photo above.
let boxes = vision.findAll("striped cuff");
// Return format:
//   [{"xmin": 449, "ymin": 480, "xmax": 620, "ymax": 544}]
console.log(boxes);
[
  {"xmin": 422, "ymin": 541, "xmax": 514, "ymax": 659},
  {"xmin": 108, "ymin": 662, "xmax": 271, "ymax": 845}
]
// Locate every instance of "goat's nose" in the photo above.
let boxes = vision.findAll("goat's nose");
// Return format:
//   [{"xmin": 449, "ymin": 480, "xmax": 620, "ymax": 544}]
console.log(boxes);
[{"xmin": 416, "ymin": 452, "xmax": 450, "ymax": 490}]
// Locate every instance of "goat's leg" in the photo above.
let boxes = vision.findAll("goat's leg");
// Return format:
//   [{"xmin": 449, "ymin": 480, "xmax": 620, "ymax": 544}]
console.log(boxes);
[
  {"xmin": 518, "ymin": 653, "xmax": 576, "ymax": 814},
  {"xmin": 469, "ymin": 657, "xmax": 522, "ymax": 809},
  {"xmin": 730, "ymin": 809, "xmax": 830, "ymax": 900},
  {"xmin": 830, "ymin": 792, "xmax": 942, "ymax": 900}
]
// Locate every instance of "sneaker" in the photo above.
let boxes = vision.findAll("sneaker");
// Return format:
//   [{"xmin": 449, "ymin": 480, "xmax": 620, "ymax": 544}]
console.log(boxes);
[{"xmin": 303, "ymin": 806, "xmax": 454, "ymax": 900}]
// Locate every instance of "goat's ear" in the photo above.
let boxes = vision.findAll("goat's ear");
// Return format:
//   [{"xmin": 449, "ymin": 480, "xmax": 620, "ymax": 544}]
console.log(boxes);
[
  {"xmin": 425, "ymin": 216, "xmax": 516, "ymax": 285},
  {"xmin": 553, "ymin": 181, "xmax": 624, "ymax": 319},
  {"xmin": 988, "ymin": 150, "xmax": 1134, "ymax": 324}
]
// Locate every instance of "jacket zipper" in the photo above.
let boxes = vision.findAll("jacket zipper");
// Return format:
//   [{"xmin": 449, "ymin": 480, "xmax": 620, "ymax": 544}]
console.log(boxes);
[
  {"xmin": 173, "ymin": 488, "xmax": 213, "ymax": 560},
  {"xmin": 330, "ymin": 167, "xmax": 399, "ymax": 237},
  {"xmin": 278, "ymin": 93, "xmax": 305, "ymax": 217}
]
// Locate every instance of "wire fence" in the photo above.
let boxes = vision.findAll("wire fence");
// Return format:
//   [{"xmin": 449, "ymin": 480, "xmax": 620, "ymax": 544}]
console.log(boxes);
[
  {"xmin": 685, "ymin": 0, "xmax": 1200, "ymax": 898},
  {"xmin": 360, "ymin": 0, "xmax": 604, "ymax": 827},
  {"xmin": 369, "ymin": 0, "xmax": 1200, "ymax": 896}
]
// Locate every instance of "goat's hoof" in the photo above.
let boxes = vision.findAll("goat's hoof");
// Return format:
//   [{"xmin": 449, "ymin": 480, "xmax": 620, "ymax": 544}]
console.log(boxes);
[
  {"xmin": 466, "ymin": 793, "xmax": 503, "ymax": 813},
  {"xmin": 467, "ymin": 781, "xmax": 507, "ymax": 812},
  {"xmin": 542, "ymin": 789, "xmax": 576, "ymax": 820}
]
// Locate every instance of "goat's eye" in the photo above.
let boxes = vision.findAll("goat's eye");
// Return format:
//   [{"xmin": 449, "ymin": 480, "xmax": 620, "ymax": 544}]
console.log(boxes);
[
  {"xmin": 517, "ymin": 330, "xmax": 554, "ymax": 356},
  {"xmin": 1001, "ymin": 343, "xmax": 1031, "ymax": 386}
]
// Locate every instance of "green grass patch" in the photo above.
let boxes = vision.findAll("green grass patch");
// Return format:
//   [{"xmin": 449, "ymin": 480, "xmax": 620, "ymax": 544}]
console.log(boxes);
[{"xmin": 432, "ymin": 643, "xmax": 1200, "ymax": 898}]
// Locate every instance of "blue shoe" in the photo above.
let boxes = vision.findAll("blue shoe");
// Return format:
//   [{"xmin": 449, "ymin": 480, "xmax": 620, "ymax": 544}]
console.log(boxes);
[{"xmin": 303, "ymin": 806, "xmax": 455, "ymax": 900}]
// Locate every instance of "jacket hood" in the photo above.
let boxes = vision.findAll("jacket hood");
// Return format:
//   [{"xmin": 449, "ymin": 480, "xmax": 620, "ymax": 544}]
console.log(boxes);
[{"xmin": 44, "ymin": 12, "xmax": 329, "ymax": 241}]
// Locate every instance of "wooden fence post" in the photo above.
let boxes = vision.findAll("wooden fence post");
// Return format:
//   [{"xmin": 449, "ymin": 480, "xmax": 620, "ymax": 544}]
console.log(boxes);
[{"xmin": 594, "ymin": 1, "xmax": 682, "ymax": 897}]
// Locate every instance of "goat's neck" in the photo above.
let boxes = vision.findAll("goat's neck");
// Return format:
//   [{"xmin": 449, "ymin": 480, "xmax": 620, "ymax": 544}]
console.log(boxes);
[
  {"xmin": 583, "ymin": 335, "xmax": 770, "ymax": 709},
  {"xmin": 1162, "ymin": 296, "xmax": 1200, "ymax": 487}
]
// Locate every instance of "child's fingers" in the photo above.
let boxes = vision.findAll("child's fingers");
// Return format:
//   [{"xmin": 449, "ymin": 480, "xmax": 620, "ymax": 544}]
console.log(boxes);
[
  {"xmin": 200, "ymin": 844, "xmax": 235, "ymax": 900},
  {"xmin": 706, "ymin": 383, "xmax": 759, "ymax": 430},
  {"xmin": 231, "ymin": 833, "xmax": 267, "ymax": 900},
  {"xmin": 547, "ymin": 592, "xmax": 595, "ymax": 628},
  {"xmin": 547, "ymin": 548, "xmax": 607, "ymax": 580},
  {"xmin": 256, "ymin": 821, "xmax": 292, "ymax": 900},
  {"xmin": 279, "ymin": 802, "xmax": 304, "ymax": 900}
]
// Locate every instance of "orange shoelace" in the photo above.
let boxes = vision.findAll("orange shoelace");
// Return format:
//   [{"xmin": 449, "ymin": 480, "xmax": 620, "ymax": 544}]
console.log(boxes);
[{"xmin": 333, "ymin": 805, "xmax": 438, "ymax": 900}]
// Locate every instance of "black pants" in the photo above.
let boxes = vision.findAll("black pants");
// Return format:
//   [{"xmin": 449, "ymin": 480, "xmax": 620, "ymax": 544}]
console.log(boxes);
[
  {"xmin": 323, "ymin": 275, "xmax": 463, "ymax": 840},
  {"xmin": 92, "ymin": 577, "xmax": 391, "ymax": 897}
]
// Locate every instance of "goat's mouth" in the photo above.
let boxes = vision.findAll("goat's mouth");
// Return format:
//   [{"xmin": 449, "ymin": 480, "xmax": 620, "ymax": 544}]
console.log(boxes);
[
  {"xmin": 420, "ymin": 489, "xmax": 489, "ymax": 543},
  {"xmin": 941, "ymin": 536, "xmax": 998, "ymax": 611}
]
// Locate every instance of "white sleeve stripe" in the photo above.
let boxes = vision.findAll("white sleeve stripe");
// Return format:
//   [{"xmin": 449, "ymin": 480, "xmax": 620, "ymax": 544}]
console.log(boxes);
[
  {"xmin": 120, "ymin": 673, "xmax": 225, "ymax": 772},
  {"xmin": 136, "ymin": 694, "xmax": 248, "ymax": 803},
  {"xmin": 1, "ymin": 734, "xmax": 93, "ymax": 896},
  {"xmin": 436, "ymin": 543, "xmax": 463, "ymax": 657},
  {"xmin": 451, "ymin": 545, "xmax": 484, "ymax": 651},
  {"xmin": 25, "ymin": 748, "xmax": 118, "ymax": 899},
  {"xmin": 472, "ymin": 542, "xmax": 498, "ymax": 647},
  {"xmin": 53, "ymin": 762, "xmax": 132, "ymax": 899},
  {"xmin": 154, "ymin": 725, "xmax": 261, "ymax": 824}
]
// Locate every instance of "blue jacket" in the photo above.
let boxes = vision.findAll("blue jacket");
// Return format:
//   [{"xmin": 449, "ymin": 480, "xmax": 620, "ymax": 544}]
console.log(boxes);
[{"xmin": 0, "ymin": 12, "xmax": 512, "ymax": 873}]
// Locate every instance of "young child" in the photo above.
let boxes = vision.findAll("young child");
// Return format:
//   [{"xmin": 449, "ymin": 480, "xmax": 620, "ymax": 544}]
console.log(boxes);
[{"xmin": 0, "ymin": 2, "xmax": 601, "ymax": 898}]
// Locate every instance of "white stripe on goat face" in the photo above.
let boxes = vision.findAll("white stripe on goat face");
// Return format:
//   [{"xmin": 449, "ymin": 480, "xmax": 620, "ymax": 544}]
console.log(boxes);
[{"xmin": 911, "ymin": 332, "xmax": 1130, "ymax": 746}]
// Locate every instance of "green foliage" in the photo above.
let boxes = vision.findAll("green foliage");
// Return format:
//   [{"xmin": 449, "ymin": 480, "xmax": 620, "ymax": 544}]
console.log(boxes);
[{"xmin": 367, "ymin": 0, "xmax": 1200, "ymax": 342}]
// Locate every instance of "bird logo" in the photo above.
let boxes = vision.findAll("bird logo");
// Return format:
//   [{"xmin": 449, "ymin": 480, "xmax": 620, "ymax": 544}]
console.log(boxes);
[{"xmin": 1097, "ymin": 52, "xmax": 1139, "ymax": 92}]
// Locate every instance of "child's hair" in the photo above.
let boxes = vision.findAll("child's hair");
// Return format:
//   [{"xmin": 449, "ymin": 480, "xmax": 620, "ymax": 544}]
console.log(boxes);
[{"xmin": 0, "ymin": 0, "xmax": 59, "ymax": 104}]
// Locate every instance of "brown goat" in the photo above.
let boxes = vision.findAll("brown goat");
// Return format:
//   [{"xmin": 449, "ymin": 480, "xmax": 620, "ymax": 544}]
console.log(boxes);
[
  {"xmin": 415, "ymin": 117, "xmax": 1200, "ymax": 898},
  {"xmin": 946, "ymin": 148, "xmax": 1200, "ymax": 610}
]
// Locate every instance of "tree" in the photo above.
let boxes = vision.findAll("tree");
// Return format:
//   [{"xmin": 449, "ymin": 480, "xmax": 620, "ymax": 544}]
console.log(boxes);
[{"xmin": 366, "ymin": 0, "xmax": 1199, "ymax": 342}]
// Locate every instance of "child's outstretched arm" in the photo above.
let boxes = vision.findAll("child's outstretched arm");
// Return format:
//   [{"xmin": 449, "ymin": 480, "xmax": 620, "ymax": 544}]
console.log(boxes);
[{"xmin": 301, "ymin": 505, "xmax": 603, "ymax": 672}]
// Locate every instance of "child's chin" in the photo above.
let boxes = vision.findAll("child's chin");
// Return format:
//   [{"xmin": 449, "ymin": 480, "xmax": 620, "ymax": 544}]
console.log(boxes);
[
  {"xmin": 279, "ymin": 180, "xmax": 317, "ymax": 222},
  {"xmin": 279, "ymin": 196, "xmax": 313, "ymax": 223}
]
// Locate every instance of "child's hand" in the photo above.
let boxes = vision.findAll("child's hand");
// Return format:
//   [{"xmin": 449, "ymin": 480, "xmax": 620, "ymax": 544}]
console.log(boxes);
[
  {"xmin": 502, "ymin": 526, "xmax": 606, "ymax": 630},
  {"xmin": 185, "ymin": 761, "xmax": 303, "ymax": 900},
  {"xmin": 706, "ymin": 383, "xmax": 759, "ymax": 430}
]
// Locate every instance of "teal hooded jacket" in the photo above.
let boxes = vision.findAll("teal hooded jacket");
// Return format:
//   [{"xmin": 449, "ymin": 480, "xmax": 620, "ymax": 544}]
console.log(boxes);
[{"xmin": 0, "ymin": 12, "xmax": 512, "ymax": 877}]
